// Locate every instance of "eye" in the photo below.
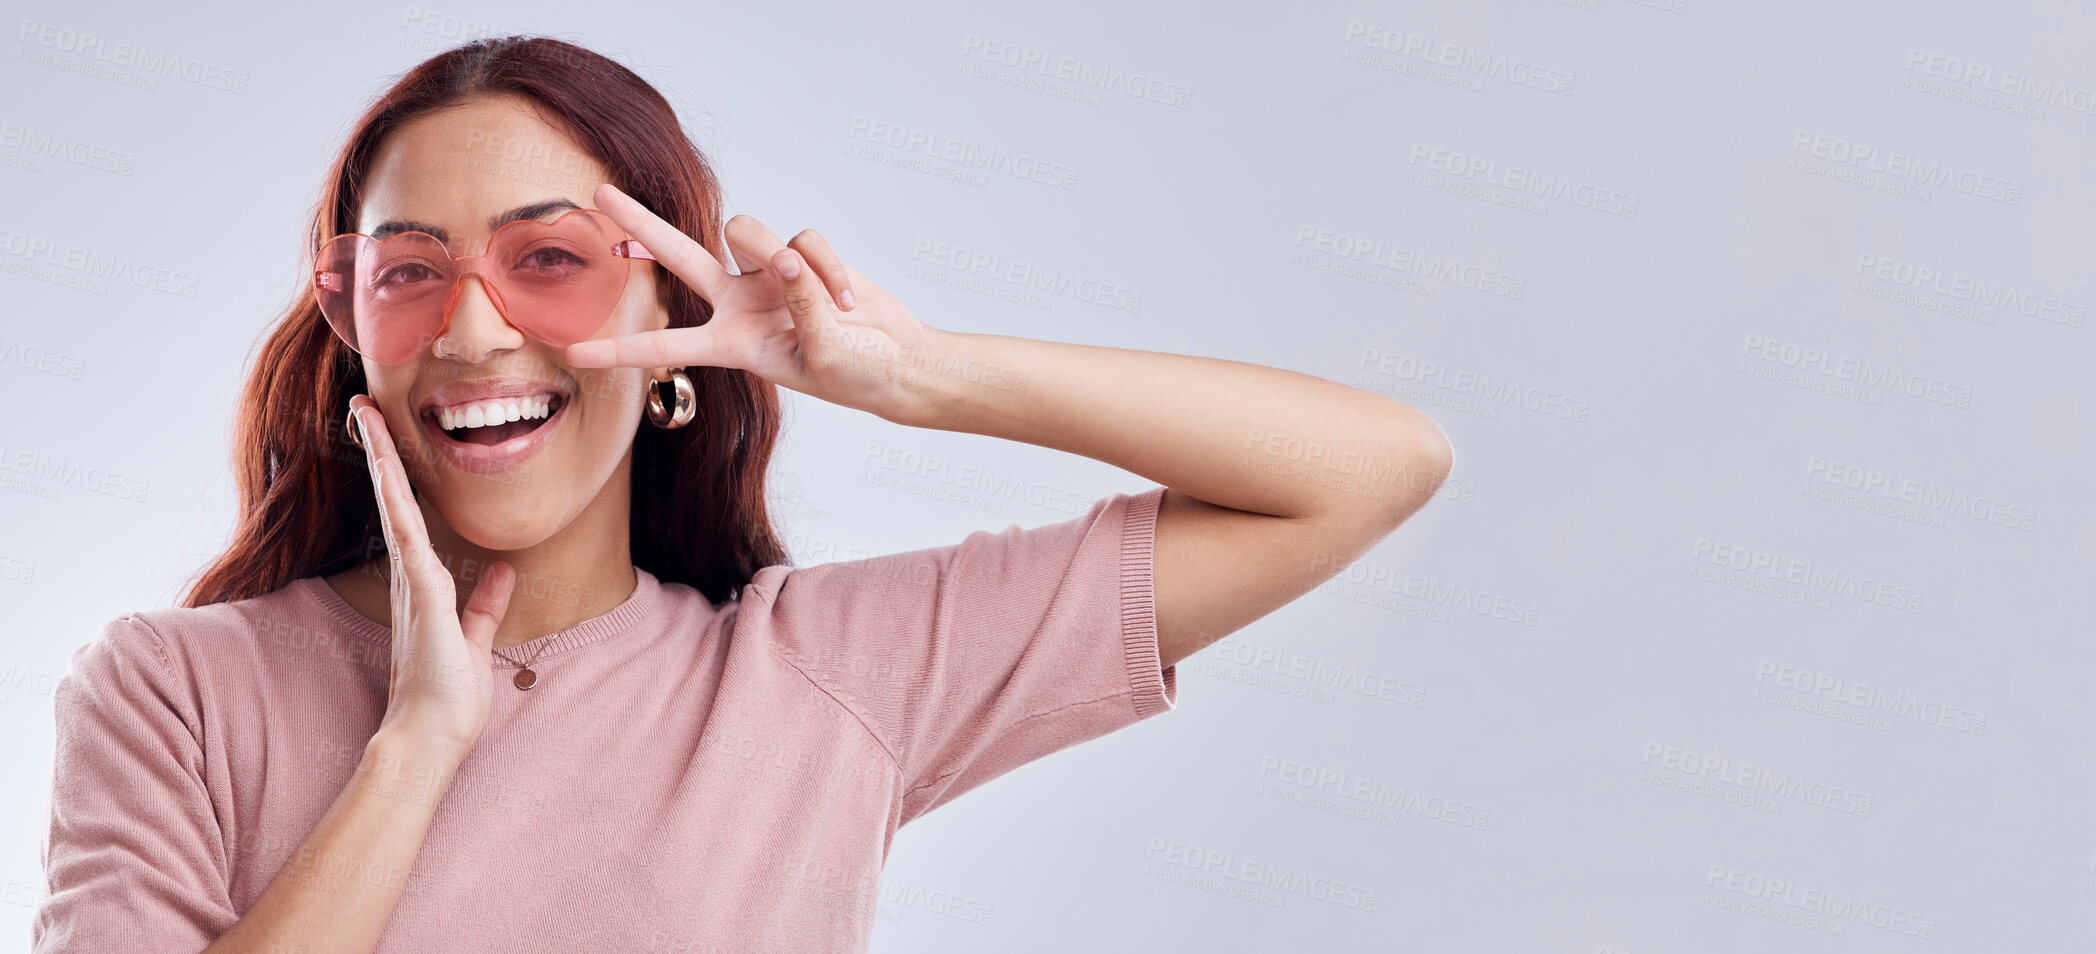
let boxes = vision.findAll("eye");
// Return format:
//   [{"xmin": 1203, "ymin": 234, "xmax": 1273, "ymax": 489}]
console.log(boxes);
[
  {"xmin": 374, "ymin": 261, "xmax": 441, "ymax": 287},
  {"xmin": 516, "ymin": 246, "xmax": 585, "ymax": 272}
]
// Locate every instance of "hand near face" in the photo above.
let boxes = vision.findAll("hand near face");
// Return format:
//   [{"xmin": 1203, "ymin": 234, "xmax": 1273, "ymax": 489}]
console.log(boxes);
[
  {"xmin": 346, "ymin": 394, "xmax": 516, "ymax": 761},
  {"xmin": 567, "ymin": 183, "xmax": 937, "ymax": 422}
]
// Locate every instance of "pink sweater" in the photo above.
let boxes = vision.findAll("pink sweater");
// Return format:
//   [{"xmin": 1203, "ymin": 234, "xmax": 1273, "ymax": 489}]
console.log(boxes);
[{"xmin": 35, "ymin": 487, "xmax": 1176, "ymax": 952}]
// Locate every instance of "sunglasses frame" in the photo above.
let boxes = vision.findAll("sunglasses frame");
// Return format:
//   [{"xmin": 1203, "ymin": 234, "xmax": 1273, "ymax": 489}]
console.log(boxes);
[{"xmin": 312, "ymin": 206, "xmax": 658, "ymax": 363}]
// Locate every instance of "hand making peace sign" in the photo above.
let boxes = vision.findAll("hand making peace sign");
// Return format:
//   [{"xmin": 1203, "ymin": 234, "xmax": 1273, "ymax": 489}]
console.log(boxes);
[{"xmin": 566, "ymin": 183, "xmax": 937, "ymax": 421}]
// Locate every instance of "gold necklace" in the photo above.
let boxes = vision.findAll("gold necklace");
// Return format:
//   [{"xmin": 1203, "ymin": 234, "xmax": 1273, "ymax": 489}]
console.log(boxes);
[
  {"xmin": 375, "ymin": 562, "xmax": 553, "ymax": 690},
  {"xmin": 490, "ymin": 640, "xmax": 553, "ymax": 690}
]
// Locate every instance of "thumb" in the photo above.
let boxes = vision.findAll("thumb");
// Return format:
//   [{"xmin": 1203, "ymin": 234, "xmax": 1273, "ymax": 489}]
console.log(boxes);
[{"xmin": 458, "ymin": 561, "xmax": 517, "ymax": 655}]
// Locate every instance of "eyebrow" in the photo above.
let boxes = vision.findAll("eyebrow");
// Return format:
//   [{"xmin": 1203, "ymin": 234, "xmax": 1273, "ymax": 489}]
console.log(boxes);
[{"xmin": 368, "ymin": 198, "xmax": 583, "ymax": 242}]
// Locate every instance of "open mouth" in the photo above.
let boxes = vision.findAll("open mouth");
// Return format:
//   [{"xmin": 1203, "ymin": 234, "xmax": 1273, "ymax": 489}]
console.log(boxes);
[{"xmin": 425, "ymin": 393, "xmax": 567, "ymax": 447}]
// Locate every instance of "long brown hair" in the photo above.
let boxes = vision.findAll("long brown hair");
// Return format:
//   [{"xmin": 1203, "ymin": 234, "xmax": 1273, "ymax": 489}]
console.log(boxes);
[{"xmin": 183, "ymin": 35, "xmax": 785, "ymax": 609}]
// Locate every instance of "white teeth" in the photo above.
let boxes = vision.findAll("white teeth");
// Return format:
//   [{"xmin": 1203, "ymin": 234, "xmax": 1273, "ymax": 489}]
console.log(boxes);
[{"xmin": 437, "ymin": 395, "xmax": 558, "ymax": 432}]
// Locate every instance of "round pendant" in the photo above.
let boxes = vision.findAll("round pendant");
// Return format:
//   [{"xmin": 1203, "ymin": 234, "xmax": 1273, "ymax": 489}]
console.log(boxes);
[{"xmin": 513, "ymin": 668, "xmax": 538, "ymax": 690}]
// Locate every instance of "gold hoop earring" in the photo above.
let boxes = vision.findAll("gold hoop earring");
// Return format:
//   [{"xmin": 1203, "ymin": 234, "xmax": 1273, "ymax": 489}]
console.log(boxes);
[{"xmin": 647, "ymin": 370, "xmax": 696, "ymax": 429}]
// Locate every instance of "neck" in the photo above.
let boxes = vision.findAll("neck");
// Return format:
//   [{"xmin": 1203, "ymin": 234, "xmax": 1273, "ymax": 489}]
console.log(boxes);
[{"xmin": 326, "ymin": 457, "xmax": 642, "ymax": 652}]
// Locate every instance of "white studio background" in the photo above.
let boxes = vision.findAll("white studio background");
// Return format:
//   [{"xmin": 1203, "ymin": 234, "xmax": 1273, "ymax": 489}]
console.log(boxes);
[{"xmin": 1, "ymin": 0, "xmax": 2089, "ymax": 951}]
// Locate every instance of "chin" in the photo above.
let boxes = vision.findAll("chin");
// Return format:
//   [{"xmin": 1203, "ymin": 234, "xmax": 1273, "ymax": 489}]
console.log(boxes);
[{"xmin": 440, "ymin": 509, "xmax": 563, "ymax": 554}]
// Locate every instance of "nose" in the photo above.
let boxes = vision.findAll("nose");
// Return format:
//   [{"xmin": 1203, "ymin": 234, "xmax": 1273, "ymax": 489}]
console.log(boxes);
[{"xmin": 434, "ymin": 270, "xmax": 527, "ymax": 363}]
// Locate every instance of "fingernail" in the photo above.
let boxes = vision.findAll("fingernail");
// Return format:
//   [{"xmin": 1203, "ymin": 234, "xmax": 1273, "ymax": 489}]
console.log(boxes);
[
  {"xmin": 839, "ymin": 288, "xmax": 857, "ymax": 310},
  {"xmin": 777, "ymin": 251, "xmax": 801, "ymax": 280},
  {"xmin": 352, "ymin": 407, "xmax": 370, "ymax": 450}
]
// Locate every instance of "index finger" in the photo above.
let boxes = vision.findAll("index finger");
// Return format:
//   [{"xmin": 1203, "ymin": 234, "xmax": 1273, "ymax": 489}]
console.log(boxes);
[
  {"xmin": 595, "ymin": 182, "xmax": 730, "ymax": 304},
  {"xmin": 565, "ymin": 324, "xmax": 732, "ymax": 370}
]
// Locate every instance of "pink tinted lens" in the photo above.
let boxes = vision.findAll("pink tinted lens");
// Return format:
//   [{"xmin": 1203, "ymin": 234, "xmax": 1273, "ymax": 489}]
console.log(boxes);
[
  {"xmin": 313, "ymin": 231, "xmax": 454, "ymax": 365},
  {"xmin": 311, "ymin": 209, "xmax": 641, "ymax": 364},
  {"xmin": 482, "ymin": 210, "xmax": 635, "ymax": 347}
]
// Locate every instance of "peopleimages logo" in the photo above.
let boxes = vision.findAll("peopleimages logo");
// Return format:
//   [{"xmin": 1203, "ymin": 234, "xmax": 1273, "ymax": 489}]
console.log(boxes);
[
  {"xmin": 0, "ymin": 123, "xmax": 136, "ymax": 174},
  {"xmin": 1358, "ymin": 348, "xmax": 1592, "ymax": 422},
  {"xmin": 1854, "ymin": 253, "xmax": 2084, "ymax": 327},
  {"xmin": 1406, "ymin": 143, "xmax": 1640, "ymax": 217},
  {"xmin": 1142, "ymin": 837, "xmax": 1379, "ymax": 911},
  {"xmin": 1639, "ymin": 743, "xmax": 1873, "ymax": 816},
  {"xmin": 1789, "ymin": 129, "xmax": 2022, "ymax": 204},
  {"xmin": 1255, "ymin": 756, "xmax": 1489, "ymax": 830},
  {"xmin": 0, "ymin": 226, "xmax": 201, "ymax": 298},
  {"xmin": 1689, "ymin": 537, "xmax": 1924, "ymax": 613},
  {"xmin": 16, "ymin": 19, "xmax": 250, "ymax": 93},
  {"xmin": 1804, "ymin": 455, "xmax": 2035, "ymax": 531},
  {"xmin": 958, "ymin": 35, "xmax": 1193, "ymax": 109},
  {"xmin": 1342, "ymin": 20, "xmax": 1578, "ymax": 95},
  {"xmin": 0, "ymin": 339, "xmax": 85, "ymax": 380},
  {"xmin": 846, "ymin": 115, "xmax": 1081, "ymax": 191},
  {"xmin": 1738, "ymin": 334, "xmax": 1973, "ymax": 408},
  {"xmin": 0, "ymin": 441, "xmax": 150, "ymax": 503},
  {"xmin": 1705, "ymin": 865, "xmax": 1938, "ymax": 939},
  {"xmin": 1292, "ymin": 225, "xmax": 1527, "ymax": 299},
  {"xmin": 909, "ymin": 238, "xmax": 1140, "ymax": 312},
  {"xmin": 1205, "ymin": 637, "xmax": 1426, "ymax": 704},
  {"xmin": 1753, "ymin": 661, "xmax": 1986, "ymax": 734},
  {"xmin": 1903, "ymin": 48, "xmax": 2096, "ymax": 116}
]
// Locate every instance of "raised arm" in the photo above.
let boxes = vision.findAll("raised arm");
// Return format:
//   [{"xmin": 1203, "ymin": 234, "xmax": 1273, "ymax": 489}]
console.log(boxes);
[
  {"xmin": 873, "ymin": 329, "xmax": 1452, "ymax": 668},
  {"xmin": 565, "ymin": 183, "xmax": 1454, "ymax": 671}
]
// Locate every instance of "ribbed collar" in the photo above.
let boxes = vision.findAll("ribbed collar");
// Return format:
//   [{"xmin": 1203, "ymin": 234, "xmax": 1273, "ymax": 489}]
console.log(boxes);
[{"xmin": 297, "ymin": 566, "xmax": 662, "ymax": 669}]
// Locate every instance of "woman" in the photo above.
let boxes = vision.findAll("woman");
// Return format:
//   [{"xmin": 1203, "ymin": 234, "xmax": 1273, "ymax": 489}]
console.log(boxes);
[{"xmin": 34, "ymin": 35, "xmax": 1452, "ymax": 953}]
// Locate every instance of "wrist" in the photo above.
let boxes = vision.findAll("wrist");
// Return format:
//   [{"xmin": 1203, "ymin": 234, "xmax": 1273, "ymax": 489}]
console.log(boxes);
[
  {"xmin": 881, "ymin": 325, "xmax": 986, "ymax": 430},
  {"xmin": 362, "ymin": 728, "xmax": 468, "ymax": 801}
]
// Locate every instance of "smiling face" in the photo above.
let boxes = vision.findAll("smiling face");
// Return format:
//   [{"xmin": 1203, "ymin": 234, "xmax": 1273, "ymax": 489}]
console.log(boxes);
[{"xmin": 354, "ymin": 92, "xmax": 669, "ymax": 551}]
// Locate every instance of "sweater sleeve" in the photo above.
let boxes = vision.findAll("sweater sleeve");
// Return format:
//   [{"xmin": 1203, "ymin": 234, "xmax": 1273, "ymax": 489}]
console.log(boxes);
[
  {"xmin": 748, "ymin": 487, "xmax": 1179, "ymax": 826},
  {"xmin": 34, "ymin": 614, "xmax": 237, "ymax": 952}
]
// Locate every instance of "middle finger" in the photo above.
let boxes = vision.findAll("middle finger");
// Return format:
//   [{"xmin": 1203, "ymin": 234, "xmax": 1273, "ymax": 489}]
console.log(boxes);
[{"xmin": 351, "ymin": 397, "xmax": 435, "ymax": 573}]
